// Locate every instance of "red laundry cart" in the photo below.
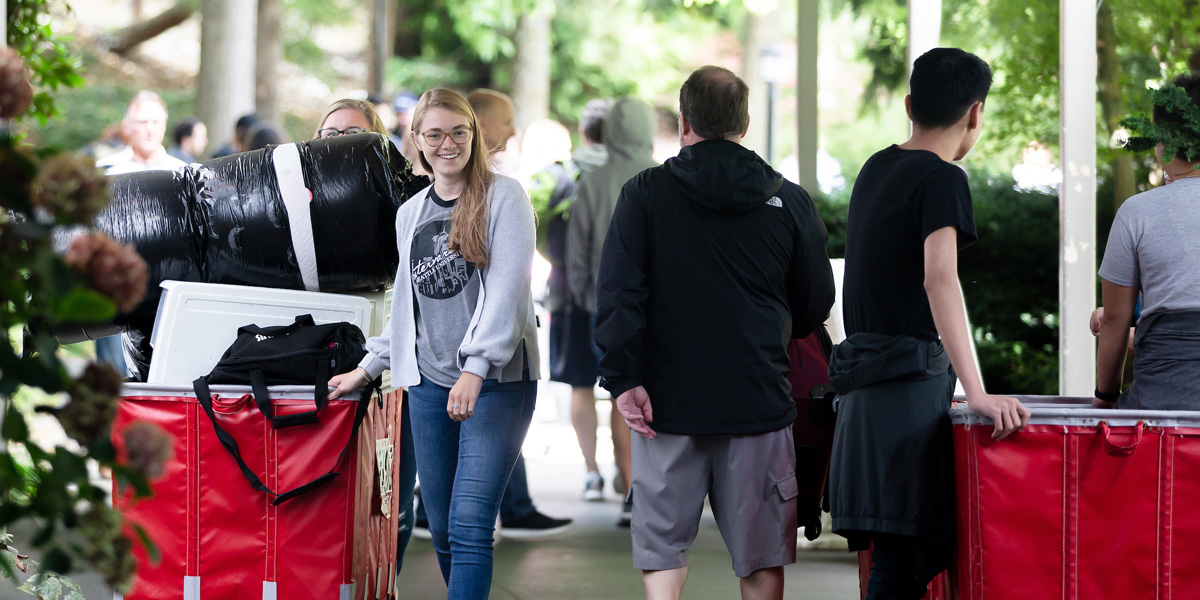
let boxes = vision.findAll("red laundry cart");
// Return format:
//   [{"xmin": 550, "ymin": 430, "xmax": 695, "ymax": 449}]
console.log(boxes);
[
  {"xmin": 951, "ymin": 397, "xmax": 1200, "ymax": 600},
  {"xmin": 112, "ymin": 384, "xmax": 404, "ymax": 600}
]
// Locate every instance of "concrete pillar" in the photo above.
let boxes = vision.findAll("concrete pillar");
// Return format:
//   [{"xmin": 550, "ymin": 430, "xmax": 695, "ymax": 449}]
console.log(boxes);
[
  {"xmin": 907, "ymin": 0, "xmax": 942, "ymax": 69},
  {"xmin": 1059, "ymin": 0, "xmax": 1097, "ymax": 395},
  {"xmin": 795, "ymin": 0, "xmax": 818, "ymax": 190}
]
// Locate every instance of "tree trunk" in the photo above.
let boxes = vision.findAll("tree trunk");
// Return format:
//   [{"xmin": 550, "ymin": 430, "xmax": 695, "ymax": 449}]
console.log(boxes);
[
  {"xmin": 367, "ymin": 0, "xmax": 392, "ymax": 97},
  {"xmin": 103, "ymin": 3, "xmax": 196, "ymax": 56},
  {"xmin": 392, "ymin": 0, "xmax": 420, "ymax": 59},
  {"xmin": 511, "ymin": 2, "xmax": 553, "ymax": 136},
  {"xmin": 1096, "ymin": 0, "xmax": 1136, "ymax": 209},
  {"xmin": 741, "ymin": 10, "xmax": 767, "ymax": 160},
  {"xmin": 255, "ymin": 0, "xmax": 283, "ymax": 127},
  {"xmin": 196, "ymin": 0, "xmax": 257, "ymax": 154}
]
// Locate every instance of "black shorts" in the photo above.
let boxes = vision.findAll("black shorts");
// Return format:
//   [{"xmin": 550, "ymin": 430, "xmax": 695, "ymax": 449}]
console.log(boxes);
[{"xmin": 548, "ymin": 307, "xmax": 600, "ymax": 387}]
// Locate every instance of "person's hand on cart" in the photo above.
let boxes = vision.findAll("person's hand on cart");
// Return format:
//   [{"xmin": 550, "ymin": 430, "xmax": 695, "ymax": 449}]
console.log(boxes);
[
  {"xmin": 328, "ymin": 366, "xmax": 372, "ymax": 400},
  {"xmin": 966, "ymin": 391, "xmax": 1030, "ymax": 440}
]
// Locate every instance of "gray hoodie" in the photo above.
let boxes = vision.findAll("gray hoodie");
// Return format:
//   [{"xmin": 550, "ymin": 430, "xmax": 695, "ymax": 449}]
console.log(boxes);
[{"xmin": 566, "ymin": 98, "xmax": 659, "ymax": 313}]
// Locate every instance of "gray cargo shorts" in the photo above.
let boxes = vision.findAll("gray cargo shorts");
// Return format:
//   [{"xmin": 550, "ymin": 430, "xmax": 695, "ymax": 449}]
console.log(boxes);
[{"xmin": 630, "ymin": 426, "xmax": 798, "ymax": 578}]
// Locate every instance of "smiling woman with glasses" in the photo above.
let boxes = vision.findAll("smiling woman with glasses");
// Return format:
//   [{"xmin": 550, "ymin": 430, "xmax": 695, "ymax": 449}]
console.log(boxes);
[{"xmin": 327, "ymin": 88, "xmax": 540, "ymax": 600}]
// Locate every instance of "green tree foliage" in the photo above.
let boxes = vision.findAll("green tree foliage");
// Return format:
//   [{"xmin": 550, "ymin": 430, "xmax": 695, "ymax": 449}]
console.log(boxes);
[
  {"xmin": 388, "ymin": 0, "xmax": 729, "ymax": 126},
  {"xmin": 6, "ymin": 0, "xmax": 86, "ymax": 124}
]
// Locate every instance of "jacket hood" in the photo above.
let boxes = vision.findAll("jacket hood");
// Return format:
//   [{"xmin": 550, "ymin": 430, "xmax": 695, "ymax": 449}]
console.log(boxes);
[
  {"xmin": 661, "ymin": 139, "xmax": 784, "ymax": 212},
  {"xmin": 602, "ymin": 98, "xmax": 656, "ymax": 162},
  {"xmin": 570, "ymin": 144, "xmax": 608, "ymax": 173}
]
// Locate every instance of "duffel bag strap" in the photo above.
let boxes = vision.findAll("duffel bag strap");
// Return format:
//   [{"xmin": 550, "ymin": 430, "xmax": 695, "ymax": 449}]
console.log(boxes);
[
  {"xmin": 249, "ymin": 367, "xmax": 327, "ymax": 429},
  {"xmin": 194, "ymin": 375, "xmax": 371, "ymax": 505},
  {"xmin": 235, "ymin": 314, "xmax": 316, "ymax": 338}
]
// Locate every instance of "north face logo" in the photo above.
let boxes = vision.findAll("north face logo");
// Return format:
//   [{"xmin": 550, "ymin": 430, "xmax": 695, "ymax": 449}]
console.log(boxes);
[{"xmin": 766, "ymin": 196, "xmax": 782, "ymax": 207}]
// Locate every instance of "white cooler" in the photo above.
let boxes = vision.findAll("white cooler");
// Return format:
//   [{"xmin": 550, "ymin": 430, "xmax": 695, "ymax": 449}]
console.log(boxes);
[{"xmin": 146, "ymin": 281, "xmax": 374, "ymax": 385}]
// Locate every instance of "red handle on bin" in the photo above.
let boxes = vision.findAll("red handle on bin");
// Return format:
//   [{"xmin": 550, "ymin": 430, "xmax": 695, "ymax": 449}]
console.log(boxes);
[{"xmin": 1099, "ymin": 421, "xmax": 1143, "ymax": 456}]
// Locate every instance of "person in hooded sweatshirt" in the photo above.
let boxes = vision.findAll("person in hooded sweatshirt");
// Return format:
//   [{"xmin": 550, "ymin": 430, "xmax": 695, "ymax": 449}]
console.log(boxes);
[{"xmin": 594, "ymin": 65, "xmax": 835, "ymax": 600}]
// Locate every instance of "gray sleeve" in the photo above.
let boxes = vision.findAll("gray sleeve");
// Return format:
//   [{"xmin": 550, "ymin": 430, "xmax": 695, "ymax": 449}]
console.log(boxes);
[
  {"xmin": 359, "ymin": 325, "xmax": 392, "ymax": 379},
  {"xmin": 1098, "ymin": 207, "xmax": 1139, "ymax": 287},
  {"xmin": 566, "ymin": 177, "xmax": 593, "ymax": 308},
  {"xmin": 459, "ymin": 179, "xmax": 537, "ymax": 378}
]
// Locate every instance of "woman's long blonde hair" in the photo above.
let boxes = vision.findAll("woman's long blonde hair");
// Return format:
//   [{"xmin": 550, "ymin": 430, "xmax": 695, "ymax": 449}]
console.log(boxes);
[{"xmin": 411, "ymin": 89, "xmax": 494, "ymax": 267}]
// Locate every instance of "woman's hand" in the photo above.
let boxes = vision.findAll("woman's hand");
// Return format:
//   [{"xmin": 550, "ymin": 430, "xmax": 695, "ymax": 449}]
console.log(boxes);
[
  {"xmin": 328, "ymin": 369, "xmax": 369, "ymax": 401},
  {"xmin": 448, "ymin": 372, "xmax": 484, "ymax": 422}
]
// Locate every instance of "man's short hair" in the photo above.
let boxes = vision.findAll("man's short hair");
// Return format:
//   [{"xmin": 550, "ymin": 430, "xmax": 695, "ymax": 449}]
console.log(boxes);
[
  {"xmin": 1153, "ymin": 73, "xmax": 1200, "ymax": 127},
  {"xmin": 172, "ymin": 117, "xmax": 201, "ymax": 146},
  {"xmin": 909, "ymin": 48, "xmax": 993, "ymax": 129},
  {"xmin": 234, "ymin": 113, "xmax": 259, "ymax": 136},
  {"xmin": 579, "ymin": 98, "xmax": 613, "ymax": 144},
  {"xmin": 678, "ymin": 66, "xmax": 749, "ymax": 140},
  {"xmin": 125, "ymin": 90, "xmax": 167, "ymax": 120},
  {"xmin": 467, "ymin": 89, "xmax": 513, "ymax": 117}
]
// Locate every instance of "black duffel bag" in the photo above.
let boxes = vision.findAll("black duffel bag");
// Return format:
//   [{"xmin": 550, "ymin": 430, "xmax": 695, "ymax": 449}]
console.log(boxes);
[{"xmin": 192, "ymin": 314, "xmax": 379, "ymax": 505}]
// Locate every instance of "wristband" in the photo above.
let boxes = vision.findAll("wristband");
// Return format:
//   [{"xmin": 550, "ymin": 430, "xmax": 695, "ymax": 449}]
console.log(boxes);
[
  {"xmin": 357, "ymin": 367, "xmax": 373, "ymax": 385},
  {"xmin": 1094, "ymin": 388, "xmax": 1121, "ymax": 403}
]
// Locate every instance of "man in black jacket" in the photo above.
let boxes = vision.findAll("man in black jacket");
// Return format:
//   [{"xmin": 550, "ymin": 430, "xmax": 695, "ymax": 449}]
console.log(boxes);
[{"xmin": 595, "ymin": 65, "xmax": 835, "ymax": 600}]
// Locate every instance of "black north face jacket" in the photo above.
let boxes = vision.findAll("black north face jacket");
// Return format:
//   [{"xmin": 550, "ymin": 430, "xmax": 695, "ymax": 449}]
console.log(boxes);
[{"xmin": 595, "ymin": 139, "xmax": 835, "ymax": 436}]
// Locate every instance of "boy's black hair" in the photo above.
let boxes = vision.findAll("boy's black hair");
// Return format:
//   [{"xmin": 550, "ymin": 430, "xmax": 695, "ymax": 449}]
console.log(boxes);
[
  {"xmin": 909, "ymin": 48, "xmax": 993, "ymax": 129},
  {"xmin": 172, "ymin": 117, "xmax": 200, "ymax": 146}
]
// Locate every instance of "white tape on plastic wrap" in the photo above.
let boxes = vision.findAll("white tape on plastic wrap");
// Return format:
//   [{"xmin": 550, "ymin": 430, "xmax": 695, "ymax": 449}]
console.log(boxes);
[
  {"xmin": 184, "ymin": 576, "xmax": 201, "ymax": 600},
  {"xmin": 272, "ymin": 143, "xmax": 320, "ymax": 292}
]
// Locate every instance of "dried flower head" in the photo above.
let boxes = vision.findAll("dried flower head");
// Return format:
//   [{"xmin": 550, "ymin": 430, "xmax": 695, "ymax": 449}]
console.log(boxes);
[
  {"xmin": 59, "ymin": 363, "xmax": 122, "ymax": 446},
  {"xmin": 0, "ymin": 47, "xmax": 33, "ymax": 120},
  {"xmin": 122, "ymin": 420, "xmax": 174, "ymax": 480},
  {"xmin": 62, "ymin": 233, "xmax": 148, "ymax": 314},
  {"xmin": 32, "ymin": 153, "xmax": 112, "ymax": 224}
]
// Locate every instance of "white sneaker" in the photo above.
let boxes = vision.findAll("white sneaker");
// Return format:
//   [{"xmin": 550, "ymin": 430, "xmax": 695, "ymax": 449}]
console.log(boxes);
[{"xmin": 581, "ymin": 471, "xmax": 605, "ymax": 502}]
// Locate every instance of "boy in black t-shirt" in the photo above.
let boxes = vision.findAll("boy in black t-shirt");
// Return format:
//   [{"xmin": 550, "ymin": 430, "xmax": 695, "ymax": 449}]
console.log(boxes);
[{"xmin": 829, "ymin": 48, "xmax": 1031, "ymax": 599}]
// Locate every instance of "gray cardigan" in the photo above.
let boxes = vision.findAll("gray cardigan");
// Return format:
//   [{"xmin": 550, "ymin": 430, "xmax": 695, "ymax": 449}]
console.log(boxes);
[{"xmin": 359, "ymin": 173, "xmax": 541, "ymax": 386}]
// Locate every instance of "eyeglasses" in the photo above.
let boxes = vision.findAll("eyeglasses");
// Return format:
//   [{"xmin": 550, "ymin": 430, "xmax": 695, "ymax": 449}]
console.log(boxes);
[
  {"xmin": 416, "ymin": 128, "xmax": 473, "ymax": 145},
  {"xmin": 317, "ymin": 126, "xmax": 367, "ymax": 138}
]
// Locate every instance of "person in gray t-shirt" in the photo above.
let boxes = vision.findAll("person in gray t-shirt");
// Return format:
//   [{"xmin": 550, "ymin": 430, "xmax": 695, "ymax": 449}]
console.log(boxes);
[{"xmin": 1096, "ymin": 73, "xmax": 1200, "ymax": 410}]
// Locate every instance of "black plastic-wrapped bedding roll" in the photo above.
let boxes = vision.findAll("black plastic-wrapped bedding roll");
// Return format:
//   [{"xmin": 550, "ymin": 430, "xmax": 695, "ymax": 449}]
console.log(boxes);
[{"xmin": 73, "ymin": 133, "xmax": 429, "ymax": 378}]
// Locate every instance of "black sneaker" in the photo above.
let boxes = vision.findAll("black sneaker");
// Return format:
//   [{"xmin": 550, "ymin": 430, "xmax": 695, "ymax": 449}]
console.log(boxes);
[
  {"xmin": 617, "ymin": 490, "xmax": 632, "ymax": 528},
  {"xmin": 500, "ymin": 510, "xmax": 573, "ymax": 540}
]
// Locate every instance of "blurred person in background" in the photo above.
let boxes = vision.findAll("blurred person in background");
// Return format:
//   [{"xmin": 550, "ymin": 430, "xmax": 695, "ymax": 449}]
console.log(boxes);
[
  {"xmin": 468, "ymin": 89, "xmax": 519, "ymax": 174},
  {"xmin": 210, "ymin": 113, "xmax": 260, "ymax": 158},
  {"xmin": 567, "ymin": 97, "xmax": 656, "ymax": 525},
  {"xmin": 95, "ymin": 90, "xmax": 188, "ymax": 375},
  {"xmin": 168, "ymin": 117, "xmax": 208, "ymax": 163},
  {"xmin": 243, "ymin": 121, "xmax": 285, "ymax": 152}
]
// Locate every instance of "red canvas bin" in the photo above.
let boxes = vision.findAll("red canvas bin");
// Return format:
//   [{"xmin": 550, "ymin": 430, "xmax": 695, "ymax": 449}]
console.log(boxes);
[
  {"xmin": 950, "ymin": 397, "xmax": 1200, "ymax": 600},
  {"xmin": 112, "ymin": 383, "xmax": 404, "ymax": 600}
]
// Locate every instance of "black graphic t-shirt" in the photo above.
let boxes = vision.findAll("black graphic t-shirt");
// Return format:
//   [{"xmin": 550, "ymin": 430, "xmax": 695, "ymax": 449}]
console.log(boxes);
[{"xmin": 410, "ymin": 188, "xmax": 481, "ymax": 387}]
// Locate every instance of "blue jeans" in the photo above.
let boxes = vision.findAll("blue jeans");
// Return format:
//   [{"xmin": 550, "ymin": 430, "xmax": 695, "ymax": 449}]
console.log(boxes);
[
  {"xmin": 416, "ymin": 454, "xmax": 536, "ymax": 525},
  {"xmin": 408, "ymin": 375, "xmax": 537, "ymax": 599}
]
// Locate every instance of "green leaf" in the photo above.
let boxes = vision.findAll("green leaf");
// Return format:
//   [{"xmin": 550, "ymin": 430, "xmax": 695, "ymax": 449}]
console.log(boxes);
[
  {"xmin": 53, "ymin": 288, "xmax": 117, "ymax": 323},
  {"xmin": 131, "ymin": 524, "xmax": 160, "ymax": 564},
  {"xmin": 3, "ymin": 403, "xmax": 30, "ymax": 443},
  {"xmin": 30, "ymin": 521, "xmax": 56, "ymax": 547}
]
